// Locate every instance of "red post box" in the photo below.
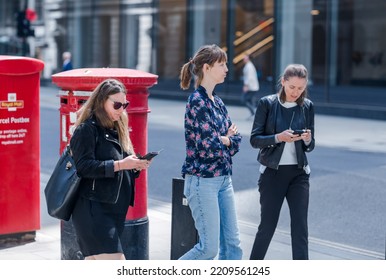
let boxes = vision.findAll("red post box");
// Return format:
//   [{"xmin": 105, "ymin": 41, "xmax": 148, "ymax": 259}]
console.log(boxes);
[
  {"xmin": 51, "ymin": 68, "xmax": 158, "ymax": 259},
  {"xmin": 0, "ymin": 56, "xmax": 44, "ymax": 240}
]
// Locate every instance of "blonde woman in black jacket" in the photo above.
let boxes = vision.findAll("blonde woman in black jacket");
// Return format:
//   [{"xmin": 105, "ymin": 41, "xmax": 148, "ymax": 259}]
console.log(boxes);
[
  {"xmin": 249, "ymin": 64, "xmax": 315, "ymax": 260},
  {"xmin": 70, "ymin": 79, "xmax": 150, "ymax": 260}
]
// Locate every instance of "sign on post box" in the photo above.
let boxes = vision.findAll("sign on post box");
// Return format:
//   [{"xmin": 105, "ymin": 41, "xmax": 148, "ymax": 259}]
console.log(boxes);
[
  {"xmin": 58, "ymin": 91, "xmax": 89, "ymax": 153},
  {"xmin": 0, "ymin": 56, "xmax": 44, "ymax": 237}
]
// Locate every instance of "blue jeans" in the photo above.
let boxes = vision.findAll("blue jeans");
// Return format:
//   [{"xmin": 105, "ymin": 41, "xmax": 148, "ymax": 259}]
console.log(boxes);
[{"xmin": 179, "ymin": 175, "xmax": 243, "ymax": 260}]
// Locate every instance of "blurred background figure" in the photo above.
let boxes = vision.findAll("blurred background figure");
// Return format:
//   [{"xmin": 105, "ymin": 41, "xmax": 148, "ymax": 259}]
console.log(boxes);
[
  {"xmin": 62, "ymin": 51, "xmax": 73, "ymax": 71},
  {"xmin": 242, "ymin": 54, "xmax": 259, "ymax": 118}
]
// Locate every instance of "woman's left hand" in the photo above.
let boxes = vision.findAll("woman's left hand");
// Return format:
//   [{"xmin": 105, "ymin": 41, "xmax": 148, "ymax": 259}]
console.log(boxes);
[
  {"xmin": 301, "ymin": 129, "xmax": 312, "ymax": 143},
  {"xmin": 288, "ymin": 129, "xmax": 311, "ymax": 142},
  {"xmin": 291, "ymin": 129, "xmax": 311, "ymax": 143},
  {"xmin": 220, "ymin": 123, "xmax": 238, "ymax": 147},
  {"xmin": 226, "ymin": 123, "xmax": 238, "ymax": 137}
]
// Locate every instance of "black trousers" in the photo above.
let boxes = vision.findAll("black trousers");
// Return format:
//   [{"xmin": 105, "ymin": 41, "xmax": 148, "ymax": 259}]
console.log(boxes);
[
  {"xmin": 241, "ymin": 90, "xmax": 257, "ymax": 116},
  {"xmin": 250, "ymin": 165, "xmax": 310, "ymax": 260}
]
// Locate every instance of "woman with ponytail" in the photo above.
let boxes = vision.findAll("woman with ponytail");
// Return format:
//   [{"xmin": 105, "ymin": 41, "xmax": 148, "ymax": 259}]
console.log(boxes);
[{"xmin": 179, "ymin": 44, "xmax": 243, "ymax": 260}]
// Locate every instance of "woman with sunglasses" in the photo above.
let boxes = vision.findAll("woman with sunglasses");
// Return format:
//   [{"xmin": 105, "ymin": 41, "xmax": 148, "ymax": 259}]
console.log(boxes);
[{"xmin": 69, "ymin": 78, "xmax": 150, "ymax": 260}]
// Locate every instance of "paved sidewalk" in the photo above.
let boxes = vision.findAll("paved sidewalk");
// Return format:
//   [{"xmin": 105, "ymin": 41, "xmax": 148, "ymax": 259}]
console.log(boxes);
[
  {"xmin": 0, "ymin": 87, "xmax": 385, "ymax": 260},
  {"xmin": 0, "ymin": 195, "xmax": 384, "ymax": 260}
]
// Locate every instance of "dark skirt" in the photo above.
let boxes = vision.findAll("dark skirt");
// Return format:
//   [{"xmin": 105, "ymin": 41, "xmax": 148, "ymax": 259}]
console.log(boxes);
[{"xmin": 71, "ymin": 180, "xmax": 131, "ymax": 257}]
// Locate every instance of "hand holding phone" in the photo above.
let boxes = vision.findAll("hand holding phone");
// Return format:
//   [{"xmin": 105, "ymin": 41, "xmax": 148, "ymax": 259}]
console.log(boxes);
[
  {"xmin": 292, "ymin": 129, "xmax": 306, "ymax": 136},
  {"xmin": 138, "ymin": 149, "xmax": 163, "ymax": 160}
]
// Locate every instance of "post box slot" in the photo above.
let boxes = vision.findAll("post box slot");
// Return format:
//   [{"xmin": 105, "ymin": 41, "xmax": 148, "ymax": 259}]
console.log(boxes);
[
  {"xmin": 78, "ymin": 99, "xmax": 86, "ymax": 106},
  {"xmin": 61, "ymin": 97, "xmax": 68, "ymax": 104}
]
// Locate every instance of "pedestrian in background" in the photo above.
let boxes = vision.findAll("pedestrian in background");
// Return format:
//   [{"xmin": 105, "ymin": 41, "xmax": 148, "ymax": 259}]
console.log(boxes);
[
  {"xmin": 179, "ymin": 44, "xmax": 243, "ymax": 260},
  {"xmin": 62, "ymin": 51, "xmax": 73, "ymax": 71},
  {"xmin": 242, "ymin": 54, "xmax": 259, "ymax": 118},
  {"xmin": 249, "ymin": 64, "xmax": 315, "ymax": 260},
  {"xmin": 70, "ymin": 79, "xmax": 150, "ymax": 260}
]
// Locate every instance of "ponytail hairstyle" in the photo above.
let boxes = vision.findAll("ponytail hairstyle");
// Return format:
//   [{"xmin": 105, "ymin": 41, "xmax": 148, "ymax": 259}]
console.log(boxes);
[
  {"xmin": 179, "ymin": 44, "xmax": 227, "ymax": 90},
  {"xmin": 278, "ymin": 64, "xmax": 309, "ymax": 105}
]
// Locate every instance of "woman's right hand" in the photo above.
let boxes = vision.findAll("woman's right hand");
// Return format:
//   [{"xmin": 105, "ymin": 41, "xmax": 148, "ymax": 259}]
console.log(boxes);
[
  {"xmin": 277, "ymin": 129, "xmax": 302, "ymax": 143},
  {"xmin": 117, "ymin": 155, "xmax": 150, "ymax": 171}
]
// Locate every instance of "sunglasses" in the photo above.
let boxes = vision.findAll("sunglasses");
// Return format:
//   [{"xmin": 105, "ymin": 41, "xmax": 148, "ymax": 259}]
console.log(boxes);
[{"xmin": 109, "ymin": 98, "xmax": 130, "ymax": 110}]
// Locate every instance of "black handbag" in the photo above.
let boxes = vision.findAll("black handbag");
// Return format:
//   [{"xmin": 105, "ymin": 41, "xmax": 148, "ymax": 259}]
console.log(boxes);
[{"xmin": 44, "ymin": 145, "xmax": 81, "ymax": 221}]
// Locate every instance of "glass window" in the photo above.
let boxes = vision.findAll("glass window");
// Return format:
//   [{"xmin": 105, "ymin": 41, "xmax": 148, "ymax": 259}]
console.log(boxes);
[
  {"xmin": 312, "ymin": 0, "xmax": 386, "ymax": 87},
  {"xmin": 232, "ymin": 0, "xmax": 274, "ymax": 83},
  {"xmin": 155, "ymin": 0, "xmax": 187, "ymax": 80},
  {"xmin": 154, "ymin": 0, "xmax": 275, "ymax": 85},
  {"xmin": 345, "ymin": 0, "xmax": 386, "ymax": 86}
]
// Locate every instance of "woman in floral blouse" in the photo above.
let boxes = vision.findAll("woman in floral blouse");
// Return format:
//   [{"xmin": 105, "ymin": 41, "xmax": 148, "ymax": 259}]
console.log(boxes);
[{"xmin": 178, "ymin": 44, "xmax": 243, "ymax": 260}]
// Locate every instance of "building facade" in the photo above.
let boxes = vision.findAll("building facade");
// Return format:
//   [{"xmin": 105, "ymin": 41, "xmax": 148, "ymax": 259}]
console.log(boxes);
[{"xmin": 1, "ymin": 0, "xmax": 385, "ymax": 116}]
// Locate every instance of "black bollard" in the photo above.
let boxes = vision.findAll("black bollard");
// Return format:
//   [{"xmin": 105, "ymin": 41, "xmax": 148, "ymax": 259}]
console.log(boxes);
[
  {"xmin": 170, "ymin": 177, "xmax": 198, "ymax": 260},
  {"xmin": 60, "ymin": 220, "xmax": 83, "ymax": 260}
]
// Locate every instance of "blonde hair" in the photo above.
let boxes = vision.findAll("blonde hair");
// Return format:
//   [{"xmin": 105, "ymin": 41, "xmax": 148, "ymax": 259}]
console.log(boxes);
[
  {"xmin": 180, "ymin": 44, "xmax": 227, "ymax": 90},
  {"xmin": 74, "ymin": 79, "xmax": 134, "ymax": 154}
]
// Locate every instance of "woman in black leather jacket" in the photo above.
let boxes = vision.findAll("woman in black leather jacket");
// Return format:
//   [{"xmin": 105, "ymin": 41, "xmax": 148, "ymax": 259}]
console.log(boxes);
[
  {"xmin": 70, "ymin": 79, "xmax": 150, "ymax": 260},
  {"xmin": 249, "ymin": 64, "xmax": 315, "ymax": 260}
]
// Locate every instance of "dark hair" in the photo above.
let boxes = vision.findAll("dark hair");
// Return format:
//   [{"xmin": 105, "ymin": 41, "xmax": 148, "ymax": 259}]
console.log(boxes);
[
  {"xmin": 179, "ymin": 44, "xmax": 227, "ymax": 90},
  {"xmin": 278, "ymin": 64, "xmax": 308, "ymax": 105},
  {"xmin": 74, "ymin": 78, "xmax": 134, "ymax": 153}
]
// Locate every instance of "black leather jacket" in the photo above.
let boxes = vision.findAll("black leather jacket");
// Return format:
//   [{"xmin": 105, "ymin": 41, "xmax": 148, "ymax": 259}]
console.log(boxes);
[
  {"xmin": 70, "ymin": 117, "xmax": 138, "ymax": 205},
  {"xmin": 250, "ymin": 94, "xmax": 315, "ymax": 170}
]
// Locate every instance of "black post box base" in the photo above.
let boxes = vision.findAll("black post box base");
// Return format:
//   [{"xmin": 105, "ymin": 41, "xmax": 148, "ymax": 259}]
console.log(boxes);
[
  {"xmin": 121, "ymin": 217, "xmax": 149, "ymax": 260},
  {"xmin": 61, "ymin": 217, "xmax": 149, "ymax": 260}
]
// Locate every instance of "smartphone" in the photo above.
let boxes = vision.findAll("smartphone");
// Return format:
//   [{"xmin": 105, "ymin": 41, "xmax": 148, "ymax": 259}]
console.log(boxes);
[
  {"xmin": 138, "ymin": 149, "xmax": 163, "ymax": 160},
  {"xmin": 292, "ymin": 129, "xmax": 306, "ymax": 136}
]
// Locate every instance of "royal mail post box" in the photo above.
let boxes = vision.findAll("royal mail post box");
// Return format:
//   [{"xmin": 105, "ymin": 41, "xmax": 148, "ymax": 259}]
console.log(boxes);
[
  {"xmin": 0, "ymin": 56, "xmax": 44, "ymax": 238},
  {"xmin": 52, "ymin": 68, "xmax": 158, "ymax": 259}
]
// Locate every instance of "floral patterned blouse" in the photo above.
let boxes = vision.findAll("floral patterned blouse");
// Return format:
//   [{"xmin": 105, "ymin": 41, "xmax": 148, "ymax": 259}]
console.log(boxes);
[{"xmin": 181, "ymin": 86, "xmax": 242, "ymax": 178}]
